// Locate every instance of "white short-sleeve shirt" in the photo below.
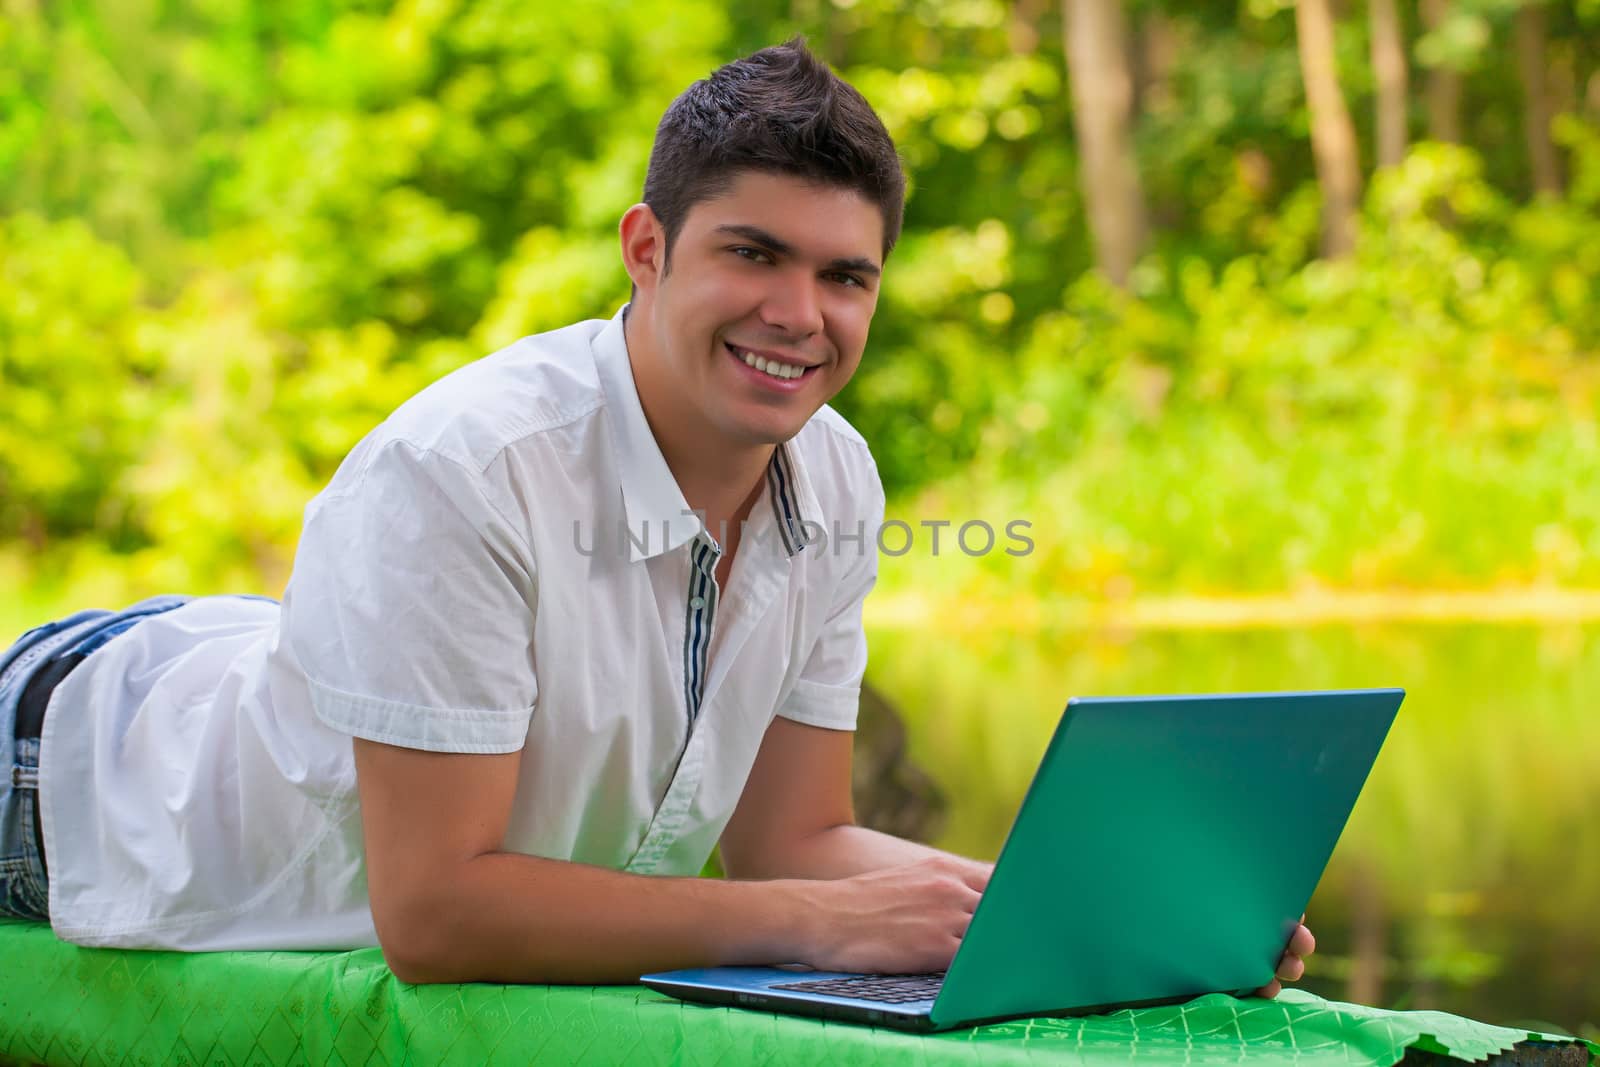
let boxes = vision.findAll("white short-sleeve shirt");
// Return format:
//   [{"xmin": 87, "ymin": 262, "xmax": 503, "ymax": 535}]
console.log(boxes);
[{"xmin": 39, "ymin": 307, "xmax": 885, "ymax": 950}]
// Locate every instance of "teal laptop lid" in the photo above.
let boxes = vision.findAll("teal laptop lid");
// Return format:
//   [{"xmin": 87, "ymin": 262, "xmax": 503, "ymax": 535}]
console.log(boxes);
[{"xmin": 929, "ymin": 688, "xmax": 1403, "ymax": 1028}]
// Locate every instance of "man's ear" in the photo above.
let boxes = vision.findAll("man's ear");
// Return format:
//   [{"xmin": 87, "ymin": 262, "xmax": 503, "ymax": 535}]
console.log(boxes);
[{"xmin": 619, "ymin": 204, "xmax": 667, "ymax": 295}]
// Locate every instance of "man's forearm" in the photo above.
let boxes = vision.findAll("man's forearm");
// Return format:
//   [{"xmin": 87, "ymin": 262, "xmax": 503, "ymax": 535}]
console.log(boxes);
[
  {"xmin": 749, "ymin": 823, "xmax": 989, "ymax": 881},
  {"xmin": 383, "ymin": 850, "xmax": 816, "ymax": 985}
]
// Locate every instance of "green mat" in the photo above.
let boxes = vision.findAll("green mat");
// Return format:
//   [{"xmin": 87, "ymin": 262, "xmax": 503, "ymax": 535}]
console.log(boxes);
[{"xmin": 0, "ymin": 919, "xmax": 1591, "ymax": 1066}]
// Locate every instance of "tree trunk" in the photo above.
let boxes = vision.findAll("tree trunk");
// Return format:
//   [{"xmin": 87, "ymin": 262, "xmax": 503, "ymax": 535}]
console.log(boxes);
[
  {"xmin": 1295, "ymin": 0, "xmax": 1363, "ymax": 258},
  {"xmin": 1063, "ymin": 0, "xmax": 1147, "ymax": 288},
  {"xmin": 1514, "ymin": 1, "xmax": 1562, "ymax": 196},
  {"xmin": 1369, "ymin": 0, "xmax": 1410, "ymax": 168},
  {"xmin": 1419, "ymin": 0, "xmax": 1463, "ymax": 143}
]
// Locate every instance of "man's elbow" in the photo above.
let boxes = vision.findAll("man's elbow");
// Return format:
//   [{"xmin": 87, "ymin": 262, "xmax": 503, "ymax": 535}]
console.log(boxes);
[
  {"xmin": 375, "ymin": 920, "xmax": 451, "ymax": 984},
  {"xmin": 379, "ymin": 940, "xmax": 442, "ymax": 985},
  {"xmin": 371, "ymin": 885, "xmax": 471, "ymax": 984}
]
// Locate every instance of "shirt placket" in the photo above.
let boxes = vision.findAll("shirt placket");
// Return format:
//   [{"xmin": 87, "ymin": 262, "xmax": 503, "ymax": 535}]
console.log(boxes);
[{"xmin": 624, "ymin": 532, "xmax": 723, "ymax": 873}]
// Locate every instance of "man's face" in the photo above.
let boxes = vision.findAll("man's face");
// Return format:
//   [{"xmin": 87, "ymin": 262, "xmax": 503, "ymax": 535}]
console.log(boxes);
[{"xmin": 634, "ymin": 170, "xmax": 884, "ymax": 449}]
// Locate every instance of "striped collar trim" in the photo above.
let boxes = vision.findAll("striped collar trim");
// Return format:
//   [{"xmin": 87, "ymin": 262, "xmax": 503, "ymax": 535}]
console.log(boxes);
[{"xmin": 765, "ymin": 442, "xmax": 819, "ymax": 558}]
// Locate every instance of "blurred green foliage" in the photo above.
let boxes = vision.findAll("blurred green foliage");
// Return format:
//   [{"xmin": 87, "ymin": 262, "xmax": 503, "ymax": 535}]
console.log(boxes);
[
  {"xmin": 885, "ymin": 139, "xmax": 1600, "ymax": 599},
  {"xmin": 1, "ymin": 0, "xmax": 1597, "ymax": 605}
]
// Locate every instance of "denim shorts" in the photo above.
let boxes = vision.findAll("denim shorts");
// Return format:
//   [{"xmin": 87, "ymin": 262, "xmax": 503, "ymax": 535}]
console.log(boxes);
[{"xmin": 0, "ymin": 594, "xmax": 194, "ymax": 920}]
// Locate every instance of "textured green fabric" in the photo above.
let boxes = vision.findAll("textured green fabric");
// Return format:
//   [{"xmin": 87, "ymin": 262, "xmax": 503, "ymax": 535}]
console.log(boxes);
[{"xmin": 0, "ymin": 919, "xmax": 1591, "ymax": 1066}]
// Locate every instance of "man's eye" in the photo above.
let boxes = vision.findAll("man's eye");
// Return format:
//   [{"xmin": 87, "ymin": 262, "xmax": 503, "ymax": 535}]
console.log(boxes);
[
  {"xmin": 732, "ymin": 246, "xmax": 772, "ymax": 263},
  {"xmin": 829, "ymin": 272, "xmax": 865, "ymax": 289}
]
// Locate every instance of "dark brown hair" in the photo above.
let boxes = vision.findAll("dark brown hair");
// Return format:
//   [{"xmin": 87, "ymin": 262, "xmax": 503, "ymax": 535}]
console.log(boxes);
[{"xmin": 642, "ymin": 38, "xmax": 905, "ymax": 263}]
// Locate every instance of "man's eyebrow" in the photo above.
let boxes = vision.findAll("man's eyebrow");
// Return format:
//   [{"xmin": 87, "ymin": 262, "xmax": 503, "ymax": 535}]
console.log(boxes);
[
  {"xmin": 713, "ymin": 223, "xmax": 881, "ymax": 277},
  {"xmin": 825, "ymin": 255, "xmax": 882, "ymax": 278}
]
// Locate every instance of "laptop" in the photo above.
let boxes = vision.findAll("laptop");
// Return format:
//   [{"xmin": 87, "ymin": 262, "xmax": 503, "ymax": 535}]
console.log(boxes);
[{"xmin": 642, "ymin": 687, "xmax": 1404, "ymax": 1032}]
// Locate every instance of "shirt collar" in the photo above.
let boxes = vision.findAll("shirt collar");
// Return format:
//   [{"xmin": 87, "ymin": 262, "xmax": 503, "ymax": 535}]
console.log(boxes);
[
  {"xmin": 593, "ymin": 307, "xmax": 698, "ymax": 562},
  {"xmin": 592, "ymin": 305, "xmax": 824, "ymax": 564}
]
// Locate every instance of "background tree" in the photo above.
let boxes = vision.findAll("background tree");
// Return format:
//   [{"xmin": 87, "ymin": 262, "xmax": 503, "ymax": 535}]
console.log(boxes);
[
  {"xmin": 1295, "ymin": 0, "xmax": 1363, "ymax": 256},
  {"xmin": 1418, "ymin": 0, "xmax": 1465, "ymax": 143},
  {"xmin": 1514, "ymin": 0, "xmax": 1564, "ymax": 194},
  {"xmin": 1369, "ymin": 0, "xmax": 1410, "ymax": 167},
  {"xmin": 1062, "ymin": 0, "xmax": 1146, "ymax": 286}
]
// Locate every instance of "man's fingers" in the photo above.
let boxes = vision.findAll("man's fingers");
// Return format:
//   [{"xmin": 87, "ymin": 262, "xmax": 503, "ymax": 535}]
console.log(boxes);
[
  {"xmin": 954, "ymin": 859, "xmax": 993, "ymax": 894},
  {"xmin": 1258, "ymin": 919, "xmax": 1315, "ymax": 993}
]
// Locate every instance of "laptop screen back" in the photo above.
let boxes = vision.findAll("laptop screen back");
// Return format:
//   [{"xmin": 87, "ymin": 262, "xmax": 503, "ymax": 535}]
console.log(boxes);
[{"xmin": 932, "ymin": 689, "xmax": 1403, "ymax": 1028}]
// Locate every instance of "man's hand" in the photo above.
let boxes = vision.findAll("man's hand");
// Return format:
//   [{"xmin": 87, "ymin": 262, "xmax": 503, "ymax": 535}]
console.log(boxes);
[
  {"xmin": 1253, "ymin": 915, "xmax": 1316, "ymax": 998},
  {"xmin": 798, "ymin": 855, "xmax": 991, "ymax": 975}
]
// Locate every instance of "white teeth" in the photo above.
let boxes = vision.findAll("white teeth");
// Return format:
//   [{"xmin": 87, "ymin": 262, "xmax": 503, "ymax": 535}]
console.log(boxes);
[{"xmin": 734, "ymin": 345, "xmax": 804, "ymax": 381}]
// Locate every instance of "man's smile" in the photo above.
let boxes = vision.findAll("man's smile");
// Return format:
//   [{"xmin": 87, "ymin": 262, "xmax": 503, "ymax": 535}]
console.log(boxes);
[{"xmin": 725, "ymin": 341, "xmax": 820, "ymax": 389}]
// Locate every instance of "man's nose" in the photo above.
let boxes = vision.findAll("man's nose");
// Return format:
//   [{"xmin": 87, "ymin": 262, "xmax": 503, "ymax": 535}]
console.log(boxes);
[{"xmin": 759, "ymin": 273, "xmax": 824, "ymax": 338}]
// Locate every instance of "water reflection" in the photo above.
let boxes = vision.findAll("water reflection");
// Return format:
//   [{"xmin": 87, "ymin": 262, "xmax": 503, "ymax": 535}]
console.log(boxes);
[{"xmin": 866, "ymin": 622, "xmax": 1600, "ymax": 1035}]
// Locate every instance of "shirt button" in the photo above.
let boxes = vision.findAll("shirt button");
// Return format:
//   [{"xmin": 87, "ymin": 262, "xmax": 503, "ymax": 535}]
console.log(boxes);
[{"xmin": 689, "ymin": 596, "xmax": 706, "ymax": 610}]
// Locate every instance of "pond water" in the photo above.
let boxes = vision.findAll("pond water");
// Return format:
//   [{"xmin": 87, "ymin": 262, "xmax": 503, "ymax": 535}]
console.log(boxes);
[{"xmin": 866, "ymin": 620, "xmax": 1600, "ymax": 1036}]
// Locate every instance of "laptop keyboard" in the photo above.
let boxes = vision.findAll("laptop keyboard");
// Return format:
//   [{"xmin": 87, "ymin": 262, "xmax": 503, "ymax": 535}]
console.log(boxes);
[{"xmin": 769, "ymin": 973, "xmax": 945, "ymax": 1003}]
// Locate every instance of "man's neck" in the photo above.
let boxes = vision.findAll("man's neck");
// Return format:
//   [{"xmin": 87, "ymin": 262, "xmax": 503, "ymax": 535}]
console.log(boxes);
[{"xmin": 623, "ymin": 308, "xmax": 774, "ymax": 529}]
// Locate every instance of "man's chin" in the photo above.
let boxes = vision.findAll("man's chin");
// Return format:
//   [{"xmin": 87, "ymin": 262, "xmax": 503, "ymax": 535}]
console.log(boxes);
[{"xmin": 721, "ymin": 416, "xmax": 807, "ymax": 449}]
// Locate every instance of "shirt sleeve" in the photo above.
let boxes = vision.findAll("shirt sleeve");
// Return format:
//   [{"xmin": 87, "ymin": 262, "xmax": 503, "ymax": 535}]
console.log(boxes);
[
  {"xmin": 283, "ymin": 438, "xmax": 538, "ymax": 754},
  {"xmin": 776, "ymin": 465, "xmax": 884, "ymax": 731}
]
